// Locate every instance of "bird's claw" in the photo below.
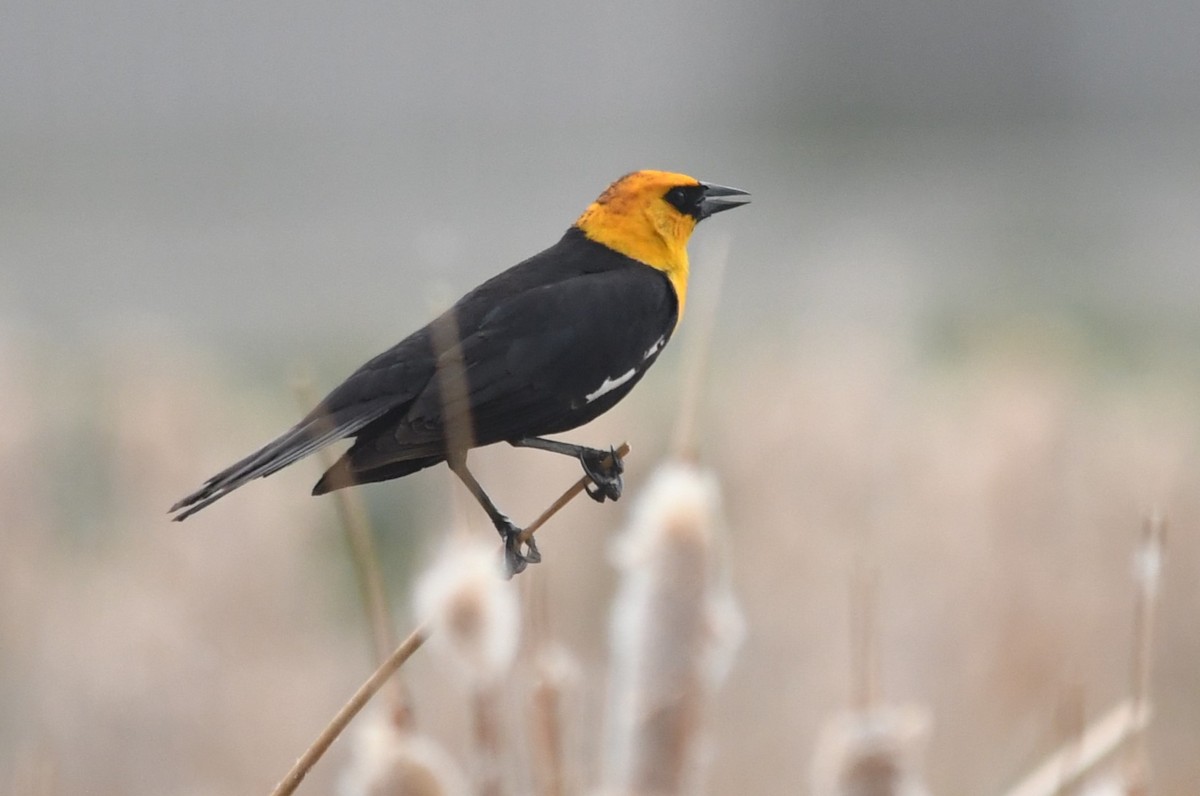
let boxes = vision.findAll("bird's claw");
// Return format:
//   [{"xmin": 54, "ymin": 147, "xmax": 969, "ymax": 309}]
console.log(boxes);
[
  {"xmin": 523, "ymin": 533, "xmax": 541, "ymax": 564},
  {"xmin": 581, "ymin": 446, "xmax": 624, "ymax": 503},
  {"xmin": 498, "ymin": 518, "xmax": 540, "ymax": 578}
]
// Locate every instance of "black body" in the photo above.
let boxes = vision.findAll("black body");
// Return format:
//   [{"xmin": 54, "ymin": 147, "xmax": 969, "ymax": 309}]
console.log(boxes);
[{"xmin": 170, "ymin": 227, "xmax": 677, "ymax": 520}]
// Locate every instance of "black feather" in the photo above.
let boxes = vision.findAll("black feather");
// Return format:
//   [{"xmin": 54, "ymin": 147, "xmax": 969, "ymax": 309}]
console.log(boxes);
[{"xmin": 169, "ymin": 228, "xmax": 677, "ymax": 519}]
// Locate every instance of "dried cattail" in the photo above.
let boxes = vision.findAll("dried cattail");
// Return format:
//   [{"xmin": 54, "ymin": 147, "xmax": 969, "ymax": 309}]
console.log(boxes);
[
  {"xmin": 1001, "ymin": 700, "xmax": 1150, "ymax": 796},
  {"xmin": 810, "ymin": 706, "xmax": 932, "ymax": 796},
  {"xmin": 528, "ymin": 643, "xmax": 583, "ymax": 796},
  {"xmin": 340, "ymin": 710, "xmax": 468, "ymax": 796},
  {"xmin": 1125, "ymin": 513, "xmax": 1165, "ymax": 793},
  {"xmin": 415, "ymin": 538, "xmax": 520, "ymax": 796},
  {"xmin": 602, "ymin": 461, "xmax": 744, "ymax": 796},
  {"xmin": 414, "ymin": 538, "xmax": 520, "ymax": 685},
  {"xmin": 470, "ymin": 685, "xmax": 506, "ymax": 796}
]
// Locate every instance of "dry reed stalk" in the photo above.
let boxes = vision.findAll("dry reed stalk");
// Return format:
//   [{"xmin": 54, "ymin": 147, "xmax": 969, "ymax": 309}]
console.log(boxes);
[
  {"xmin": 269, "ymin": 626, "xmax": 429, "ymax": 796},
  {"xmin": 812, "ymin": 553, "xmax": 932, "ymax": 796},
  {"xmin": 267, "ymin": 445, "xmax": 632, "ymax": 796},
  {"xmin": 1001, "ymin": 700, "xmax": 1151, "ymax": 796},
  {"xmin": 1004, "ymin": 515, "xmax": 1165, "ymax": 796},
  {"xmin": 427, "ymin": 309, "xmax": 476, "ymax": 467},
  {"xmin": 527, "ymin": 645, "xmax": 579, "ymax": 796},
  {"xmin": 517, "ymin": 442, "xmax": 631, "ymax": 549},
  {"xmin": 1123, "ymin": 513, "xmax": 1165, "ymax": 793},
  {"xmin": 1052, "ymin": 681, "xmax": 1086, "ymax": 796},
  {"xmin": 670, "ymin": 232, "xmax": 730, "ymax": 461},
  {"xmin": 523, "ymin": 573, "xmax": 582, "ymax": 796},
  {"xmin": 529, "ymin": 681, "xmax": 565, "ymax": 796},
  {"xmin": 850, "ymin": 555, "xmax": 881, "ymax": 714},
  {"xmin": 416, "ymin": 539, "xmax": 520, "ymax": 796},
  {"xmin": 292, "ymin": 376, "xmax": 410, "ymax": 721},
  {"xmin": 602, "ymin": 461, "xmax": 742, "ymax": 795},
  {"xmin": 471, "ymin": 689, "xmax": 505, "ymax": 796},
  {"xmin": 427, "ymin": 304, "xmax": 491, "ymax": 549}
]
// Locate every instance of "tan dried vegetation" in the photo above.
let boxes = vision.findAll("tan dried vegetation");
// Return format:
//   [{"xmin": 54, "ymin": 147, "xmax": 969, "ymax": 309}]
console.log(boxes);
[{"xmin": 1, "ymin": 311, "xmax": 1195, "ymax": 795}]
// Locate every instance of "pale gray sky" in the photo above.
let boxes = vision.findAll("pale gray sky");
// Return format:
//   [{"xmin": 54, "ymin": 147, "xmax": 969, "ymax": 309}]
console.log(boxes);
[{"xmin": 3, "ymin": 0, "xmax": 1198, "ymax": 340}]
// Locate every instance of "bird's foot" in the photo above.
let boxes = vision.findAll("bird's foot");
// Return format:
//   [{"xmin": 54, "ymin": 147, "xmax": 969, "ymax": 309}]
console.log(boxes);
[
  {"xmin": 581, "ymin": 446, "xmax": 624, "ymax": 503},
  {"xmin": 497, "ymin": 517, "xmax": 541, "ymax": 577}
]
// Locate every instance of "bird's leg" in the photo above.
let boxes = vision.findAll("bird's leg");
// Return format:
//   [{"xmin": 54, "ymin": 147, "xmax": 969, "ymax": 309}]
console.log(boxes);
[
  {"xmin": 448, "ymin": 457, "xmax": 540, "ymax": 576},
  {"xmin": 509, "ymin": 437, "xmax": 624, "ymax": 503}
]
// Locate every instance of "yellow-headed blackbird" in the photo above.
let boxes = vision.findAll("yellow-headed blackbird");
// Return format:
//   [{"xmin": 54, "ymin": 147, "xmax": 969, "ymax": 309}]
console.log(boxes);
[{"xmin": 170, "ymin": 170, "xmax": 748, "ymax": 573}]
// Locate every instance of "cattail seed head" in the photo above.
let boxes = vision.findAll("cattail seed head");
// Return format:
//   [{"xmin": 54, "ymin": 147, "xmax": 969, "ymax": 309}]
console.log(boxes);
[
  {"xmin": 529, "ymin": 643, "xmax": 584, "ymax": 796},
  {"xmin": 603, "ymin": 461, "xmax": 743, "ymax": 795},
  {"xmin": 810, "ymin": 707, "xmax": 932, "ymax": 796},
  {"xmin": 415, "ymin": 538, "xmax": 520, "ymax": 685},
  {"xmin": 341, "ymin": 710, "xmax": 468, "ymax": 796}
]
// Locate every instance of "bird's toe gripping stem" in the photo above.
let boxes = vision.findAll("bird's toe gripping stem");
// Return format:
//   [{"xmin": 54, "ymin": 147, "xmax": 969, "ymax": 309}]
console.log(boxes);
[
  {"xmin": 580, "ymin": 446, "xmax": 624, "ymax": 503},
  {"xmin": 497, "ymin": 517, "xmax": 541, "ymax": 577}
]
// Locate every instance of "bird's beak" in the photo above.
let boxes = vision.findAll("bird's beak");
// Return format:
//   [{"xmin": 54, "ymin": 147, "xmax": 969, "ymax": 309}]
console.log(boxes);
[{"xmin": 698, "ymin": 182, "xmax": 751, "ymax": 219}]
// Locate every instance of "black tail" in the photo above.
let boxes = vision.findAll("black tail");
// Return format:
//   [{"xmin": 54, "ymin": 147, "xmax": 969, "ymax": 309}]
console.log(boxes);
[{"xmin": 169, "ymin": 406, "xmax": 391, "ymax": 521}]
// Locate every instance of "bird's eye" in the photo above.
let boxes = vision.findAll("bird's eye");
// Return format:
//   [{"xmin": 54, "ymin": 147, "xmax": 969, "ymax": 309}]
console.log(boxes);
[{"xmin": 665, "ymin": 186, "xmax": 694, "ymax": 215}]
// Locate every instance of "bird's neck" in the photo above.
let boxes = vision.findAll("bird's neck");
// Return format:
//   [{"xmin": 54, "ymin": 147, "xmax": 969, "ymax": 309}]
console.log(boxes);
[{"xmin": 573, "ymin": 208, "xmax": 691, "ymax": 319}]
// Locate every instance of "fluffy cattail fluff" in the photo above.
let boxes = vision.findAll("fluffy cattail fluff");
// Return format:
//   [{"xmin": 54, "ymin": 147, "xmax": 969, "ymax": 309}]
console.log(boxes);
[
  {"xmin": 415, "ymin": 537, "xmax": 520, "ymax": 685},
  {"xmin": 416, "ymin": 538, "xmax": 520, "ymax": 795},
  {"xmin": 602, "ymin": 462, "xmax": 744, "ymax": 796},
  {"xmin": 340, "ymin": 710, "xmax": 468, "ymax": 796},
  {"xmin": 810, "ymin": 706, "xmax": 932, "ymax": 796}
]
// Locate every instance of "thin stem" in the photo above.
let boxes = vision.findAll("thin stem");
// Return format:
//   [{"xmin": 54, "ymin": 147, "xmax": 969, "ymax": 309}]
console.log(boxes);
[
  {"xmin": 529, "ymin": 668, "xmax": 567, "ymax": 796},
  {"xmin": 268, "ymin": 624, "xmax": 428, "ymax": 796},
  {"xmin": 518, "ymin": 442, "xmax": 631, "ymax": 547},
  {"xmin": 671, "ymin": 233, "xmax": 729, "ymax": 460},
  {"xmin": 293, "ymin": 377, "xmax": 410, "ymax": 722},
  {"xmin": 1001, "ymin": 700, "xmax": 1150, "ymax": 796},
  {"xmin": 850, "ymin": 556, "xmax": 880, "ymax": 713},
  {"xmin": 472, "ymin": 687, "xmax": 505, "ymax": 796},
  {"xmin": 1125, "ymin": 512, "xmax": 1166, "ymax": 791},
  {"xmin": 268, "ymin": 442, "xmax": 632, "ymax": 796},
  {"xmin": 525, "ymin": 573, "xmax": 570, "ymax": 796}
]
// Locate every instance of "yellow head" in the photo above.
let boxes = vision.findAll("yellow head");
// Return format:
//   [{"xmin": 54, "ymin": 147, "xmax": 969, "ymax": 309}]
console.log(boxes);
[{"xmin": 574, "ymin": 170, "xmax": 749, "ymax": 318}]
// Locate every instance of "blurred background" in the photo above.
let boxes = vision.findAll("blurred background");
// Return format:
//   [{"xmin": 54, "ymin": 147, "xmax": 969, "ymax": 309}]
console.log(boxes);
[{"xmin": 2, "ymin": 1, "xmax": 1198, "ymax": 793}]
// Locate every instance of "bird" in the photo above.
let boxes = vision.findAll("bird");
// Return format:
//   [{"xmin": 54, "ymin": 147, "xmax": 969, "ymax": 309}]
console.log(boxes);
[{"xmin": 170, "ymin": 170, "xmax": 749, "ymax": 574}]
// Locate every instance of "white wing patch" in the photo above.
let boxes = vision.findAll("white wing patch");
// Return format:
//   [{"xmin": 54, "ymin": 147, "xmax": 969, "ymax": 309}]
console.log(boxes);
[
  {"xmin": 585, "ymin": 368, "xmax": 637, "ymax": 404},
  {"xmin": 643, "ymin": 335, "xmax": 666, "ymax": 360}
]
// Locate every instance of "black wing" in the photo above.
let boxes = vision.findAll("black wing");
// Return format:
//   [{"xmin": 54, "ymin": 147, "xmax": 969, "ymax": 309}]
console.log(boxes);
[
  {"xmin": 327, "ymin": 265, "xmax": 676, "ymax": 479},
  {"xmin": 170, "ymin": 228, "xmax": 678, "ymax": 516}
]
